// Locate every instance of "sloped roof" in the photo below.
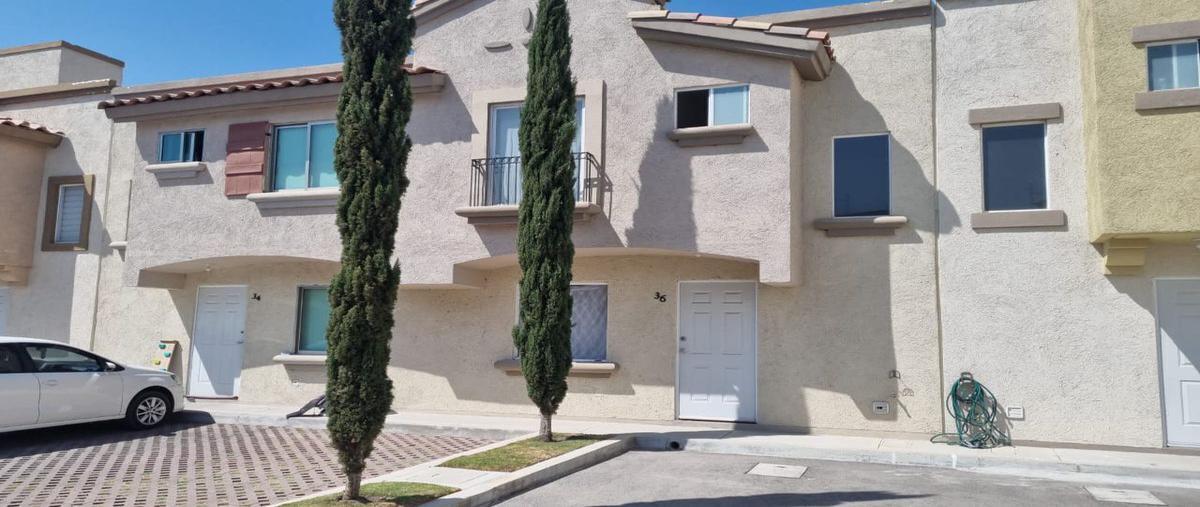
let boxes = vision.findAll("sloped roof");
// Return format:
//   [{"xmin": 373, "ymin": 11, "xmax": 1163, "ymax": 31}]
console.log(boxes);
[
  {"xmin": 0, "ymin": 117, "xmax": 65, "ymax": 147},
  {"xmin": 629, "ymin": 10, "xmax": 834, "ymax": 60},
  {"xmin": 0, "ymin": 117, "xmax": 63, "ymax": 137},
  {"xmin": 99, "ymin": 66, "xmax": 442, "ymax": 110}
]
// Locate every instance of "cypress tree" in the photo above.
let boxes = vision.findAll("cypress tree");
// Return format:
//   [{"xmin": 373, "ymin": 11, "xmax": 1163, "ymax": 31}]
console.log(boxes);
[
  {"xmin": 326, "ymin": 0, "xmax": 413, "ymax": 499},
  {"xmin": 514, "ymin": 0, "xmax": 577, "ymax": 442}
]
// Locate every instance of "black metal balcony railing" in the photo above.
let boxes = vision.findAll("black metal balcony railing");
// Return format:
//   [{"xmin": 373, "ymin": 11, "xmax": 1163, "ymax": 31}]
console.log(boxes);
[{"xmin": 469, "ymin": 152, "xmax": 601, "ymax": 207}]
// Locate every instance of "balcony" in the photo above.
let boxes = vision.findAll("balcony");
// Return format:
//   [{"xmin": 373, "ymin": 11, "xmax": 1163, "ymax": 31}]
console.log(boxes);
[{"xmin": 455, "ymin": 152, "xmax": 604, "ymax": 225}]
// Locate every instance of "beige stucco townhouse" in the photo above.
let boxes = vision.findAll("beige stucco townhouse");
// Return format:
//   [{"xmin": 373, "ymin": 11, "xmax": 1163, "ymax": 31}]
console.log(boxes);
[{"xmin": 1, "ymin": 0, "xmax": 1198, "ymax": 449}]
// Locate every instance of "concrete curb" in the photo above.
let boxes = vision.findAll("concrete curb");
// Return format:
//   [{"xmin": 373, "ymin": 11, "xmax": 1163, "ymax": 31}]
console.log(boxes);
[
  {"xmin": 426, "ymin": 437, "xmax": 634, "ymax": 507},
  {"xmin": 175, "ymin": 410, "xmax": 530, "ymax": 442},
  {"xmin": 636, "ymin": 435, "xmax": 1200, "ymax": 491}
]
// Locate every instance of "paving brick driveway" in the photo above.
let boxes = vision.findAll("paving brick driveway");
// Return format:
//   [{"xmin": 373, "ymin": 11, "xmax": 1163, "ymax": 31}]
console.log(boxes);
[{"xmin": 0, "ymin": 421, "xmax": 491, "ymax": 507}]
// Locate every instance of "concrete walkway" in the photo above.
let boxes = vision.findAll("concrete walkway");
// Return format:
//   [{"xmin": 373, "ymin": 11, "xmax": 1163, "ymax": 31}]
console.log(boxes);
[{"xmin": 182, "ymin": 401, "xmax": 1200, "ymax": 491}]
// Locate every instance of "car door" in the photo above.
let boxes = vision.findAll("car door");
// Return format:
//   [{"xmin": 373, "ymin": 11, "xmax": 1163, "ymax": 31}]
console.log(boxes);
[
  {"xmin": 0, "ymin": 344, "xmax": 39, "ymax": 428},
  {"xmin": 24, "ymin": 344, "xmax": 124, "ymax": 424}
]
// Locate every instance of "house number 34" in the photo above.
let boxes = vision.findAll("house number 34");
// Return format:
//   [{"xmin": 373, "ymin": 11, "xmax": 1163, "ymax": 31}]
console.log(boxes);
[{"xmin": 654, "ymin": 292, "xmax": 667, "ymax": 302}]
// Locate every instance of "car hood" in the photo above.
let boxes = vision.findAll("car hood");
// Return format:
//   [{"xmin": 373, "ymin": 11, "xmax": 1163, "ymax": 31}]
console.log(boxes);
[{"xmin": 123, "ymin": 365, "xmax": 172, "ymax": 376}]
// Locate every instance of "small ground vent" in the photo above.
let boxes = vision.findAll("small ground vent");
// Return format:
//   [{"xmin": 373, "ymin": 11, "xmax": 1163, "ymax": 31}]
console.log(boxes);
[{"xmin": 746, "ymin": 463, "xmax": 808, "ymax": 479}]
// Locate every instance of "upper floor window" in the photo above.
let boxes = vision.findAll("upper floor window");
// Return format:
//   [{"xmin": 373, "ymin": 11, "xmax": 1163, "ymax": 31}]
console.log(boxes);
[
  {"xmin": 272, "ymin": 122, "xmax": 337, "ymax": 191},
  {"xmin": 42, "ymin": 175, "xmax": 93, "ymax": 252},
  {"xmin": 159, "ymin": 130, "xmax": 204, "ymax": 163},
  {"xmin": 1148, "ymin": 40, "xmax": 1200, "ymax": 91},
  {"xmin": 296, "ymin": 286, "xmax": 331, "ymax": 354},
  {"xmin": 485, "ymin": 99, "xmax": 585, "ymax": 205},
  {"xmin": 833, "ymin": 134, "xmax": 890, "ymax": 217},
  {"xmin": 982, "ymin": 123, "xmax": 1046, "ymax": 211},
  {"xmin": 675, "ymin": 84, "xmax": 748, "ymax": 129}
]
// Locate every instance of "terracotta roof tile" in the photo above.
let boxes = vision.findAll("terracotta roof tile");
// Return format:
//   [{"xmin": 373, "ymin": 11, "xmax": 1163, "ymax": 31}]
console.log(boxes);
[
  {"xmin": 628, "ymin": 10, "xmax": 834, "ymax": 61},
  {"xmin": 0, "ymin": 117, "xmax": 64, "ymax": 137},
  {"xmin": 100, "ymin": 65, "xmax": 443, "ymax": 109}
]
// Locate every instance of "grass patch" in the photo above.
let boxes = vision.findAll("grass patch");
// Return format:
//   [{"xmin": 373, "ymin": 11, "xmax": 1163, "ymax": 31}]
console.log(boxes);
[
  {"xmin": 440, "ymin": 434, "xmax": 604, "ymax": 472},
  {"xmin": 283, "ymin": 482, "xmax": 458, "ymax": 506}
]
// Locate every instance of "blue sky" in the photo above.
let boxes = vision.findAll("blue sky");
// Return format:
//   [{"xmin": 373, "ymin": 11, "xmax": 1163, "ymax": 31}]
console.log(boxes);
[{"xmin": 0, "ymin": 0, "xmax": 860, "ymax": 85}]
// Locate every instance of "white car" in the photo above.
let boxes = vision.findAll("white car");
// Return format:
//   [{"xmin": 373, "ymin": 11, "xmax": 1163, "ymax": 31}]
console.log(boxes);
[{"xmin": 0, "ymin": 337, "xmax": 185, "ymax": 433}]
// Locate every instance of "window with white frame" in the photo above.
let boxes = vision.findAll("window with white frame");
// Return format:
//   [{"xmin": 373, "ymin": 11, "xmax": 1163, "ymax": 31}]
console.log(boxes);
[
  {"xmin": 1148, "ymin": 40, "xmax": 1200, "ymax": 91},
  {"xmin": 272, "ymin": 122, "xmax": 338, "ymax": 191},
  {"xmin": 158, "ymin": 130, "xmax": 204, "ymax": 162},
  {"xmin": 982, "ymin": 123, "xmax": 1047, "ymax": 211},
  {"xmin": 675, "ymin": 84, "xmax": 749, "ymax": 129},
  {"xmin": 485, "ymin": 99, "xmax": 585, "ymax": 205},
  {"xmin": 54, "ymin": 184, "xmax": 86, "ymax": 244},
  {"xmin": 515, "ymin": 283, "xmax": 608, "ymax": 362},
  {"xmin": 833, "ymin": 134, "xmax": 891, "ymax": 217},
  {"xmin": 296, "ymin": 287, "xmax": 331, "ymax": 354}
]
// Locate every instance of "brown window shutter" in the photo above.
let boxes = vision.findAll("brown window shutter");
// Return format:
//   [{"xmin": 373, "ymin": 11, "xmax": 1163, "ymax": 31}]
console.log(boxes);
[{"xmin": 225, "ymin": 121, "xmax": 270, "ymax": 197}]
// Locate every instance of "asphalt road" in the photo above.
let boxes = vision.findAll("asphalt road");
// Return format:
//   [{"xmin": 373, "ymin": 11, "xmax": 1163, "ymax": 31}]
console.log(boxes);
[{"xmin": 499, "ymin": 450, "xmax": 1200, "ymax": 506}]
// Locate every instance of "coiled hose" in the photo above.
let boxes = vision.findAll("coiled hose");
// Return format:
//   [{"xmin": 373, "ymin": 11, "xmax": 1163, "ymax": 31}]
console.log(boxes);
[{"xmin": 930, "ymin": 373, "xmax": 1011, "ymax": 449}]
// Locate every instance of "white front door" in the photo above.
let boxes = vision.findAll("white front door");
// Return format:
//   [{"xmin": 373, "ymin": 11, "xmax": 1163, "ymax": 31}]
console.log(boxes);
[
  {"xmin": 678, "ymin": 281, "xmax": 757, "ymax": 422},
  {"xmin": 1158, "ymin": 279, "xmax": 1200, "ymax": 447},
  {"xmin": 0, "ymin": 287, "xmax": 10, "ymax": 335},
  {"xmin": 188, "ymin": 286, "xmax": 248, "ymax": 398}
]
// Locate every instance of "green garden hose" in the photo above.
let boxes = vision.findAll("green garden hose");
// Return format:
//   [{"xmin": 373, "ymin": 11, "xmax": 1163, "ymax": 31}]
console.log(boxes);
[{"xmin": 930, "ymin": 373, "xmax": 1011, "ymax": 449}]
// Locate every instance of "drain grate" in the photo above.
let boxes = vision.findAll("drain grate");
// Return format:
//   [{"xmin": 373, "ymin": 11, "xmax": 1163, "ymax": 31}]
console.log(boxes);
[
  {"xmin": 746, "ymin": 463, "xmax": 808, "ymax": 479},
  {"xmin": 1084, "ymin": 487, "xmax": 1165, "ymax": 505}
]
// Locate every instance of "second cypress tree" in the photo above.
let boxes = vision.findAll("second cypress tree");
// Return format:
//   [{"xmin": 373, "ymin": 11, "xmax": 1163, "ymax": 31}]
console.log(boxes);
[{"xmin": 514, "ymin": 0, "xmax": 577, "ymax": 442}]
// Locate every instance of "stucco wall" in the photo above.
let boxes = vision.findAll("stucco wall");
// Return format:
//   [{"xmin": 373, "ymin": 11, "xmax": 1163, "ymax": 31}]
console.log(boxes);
[
  {"xmin": 0, "ymin": 50, "xmax": 62, "ymax": 91},
  {"xmin": 1081, "ymin": 0, "xmax": 1200, "ymax": 241},
  {"xmin": 935, "ymin": 0, "xmax": 1199, "ymax": 447},
  {"xmin": 0, "ymin": 94, "xmax": 120, "ymax": 348},
  {"xmin": 0, "ymin": 137, "xmax": 48, "ymax": 279}
]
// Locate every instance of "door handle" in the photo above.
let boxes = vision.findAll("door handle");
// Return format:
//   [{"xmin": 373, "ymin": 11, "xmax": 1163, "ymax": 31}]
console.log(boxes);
[{"xmin": 44, "ymin": 379, "xmax": 59, "ymax": 387}]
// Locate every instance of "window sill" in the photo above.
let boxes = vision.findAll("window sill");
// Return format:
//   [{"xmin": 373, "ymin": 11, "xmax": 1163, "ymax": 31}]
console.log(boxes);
[
  {"xmin": 667, "ymin": 123, "xmax": 755, "ymax": 147},
  {"xmin": 970, "ymin": 209, "xmax": 1066, "ymax": 229},
  {"xmin": 247, "ymin": 188, "xmax": 340, "ymax": 210},
  {"xmin": 1135, "ymin": 88, "xmax": 1200, "ymax": 112},
  {"xmin": 455, "ymin": 202, "xmax": 602, "ymax": 225},
  {"xmin": 145, "ymin": 161, "xmax": 207, "ymax": 180},
  {"xmin": 272, "ymin": 353, "xmax": 327, "ymax": 365},
  {"xmin": 813, "ymin": 216, "xmax": 908, "ymax": 237},
  {"xmin": 493, "ymin": 358, "xmax": 619, "ymax": 378}
]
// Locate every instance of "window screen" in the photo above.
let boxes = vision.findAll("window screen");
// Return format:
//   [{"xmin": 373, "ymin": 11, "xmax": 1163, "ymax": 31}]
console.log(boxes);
[
  {"xmin": 676, "ymin": 89, "xmax": 709, "ymax": 129},
  {"xmin": 982, "ymin": 123, "xmax": 1047, "ymax": 211},
  {"xmin": 834, "ymin": 135, "xmax": 890, "ymax": 217},
  {"xmin": 570, "ymin": 285, "xmax": 608, "ymax": 361}
]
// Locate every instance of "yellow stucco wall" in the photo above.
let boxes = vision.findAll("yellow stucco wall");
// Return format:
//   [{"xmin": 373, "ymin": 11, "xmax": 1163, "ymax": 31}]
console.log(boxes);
[{"xmin": 1080, "ymin": 0, "xmax": 1200, "ymax": 242}]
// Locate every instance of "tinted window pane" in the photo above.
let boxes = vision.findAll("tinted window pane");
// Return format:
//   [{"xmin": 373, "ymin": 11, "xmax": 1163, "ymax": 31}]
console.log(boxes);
[
  {"xmin": 712, "ymin": 86, "xmax": 748, "ymax": 125},
  {"xmin": 183, "ymin": 131, "xmax": 204, "ymax": 162},
  {"xmin": 1149, "ymin": 44, "xmax": 1179, "ymax": 91},
  {"xmin": 0, "ymin": 346, "xmax": 23, "ymax": 374},
  {"xmin": 308, "ymin": 123, "xmax": 338, "ymax": 188},
  {"xmin": 1178, "ymin": 42, "xmax": 1200, "ymax": 89},
  {"xmin": 273, "ymin": 126, "xmax": 308, "ymax": 190},
  {"xmin": 24, "ymin": 345, "xmax": 101, "ymax": 373},
  {"xmin": 159, "ymin": 133, "xmax": 182, "ymax": 162},
  {"xmin": 298, "ymin": 288, "xmax": 331, "ymax": 353},
  {"xmin": 834, "ymin": 135, "xmax": 890, "ymax": 217},
  {"xmin": 570, "ymin": 285, "xmax": 607, "ymax": 361},
  {"xmin": 983, "ymin": 124, "xmax": 1046, "ymax": 211},
  {"xmin": 676, "ymin": 89, "xmax": 709, "ymax": 128}
]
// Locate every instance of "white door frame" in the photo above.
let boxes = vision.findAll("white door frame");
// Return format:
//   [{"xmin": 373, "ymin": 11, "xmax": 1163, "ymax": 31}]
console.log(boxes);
[
  {"xmin": 186, "ymin": 285, "xmax": 248, "ymax": 398},
  {"xmin": 674, "ymin": 279, "xmax": 759, "ymax": 423},
  {"xmin": 1154, "ymin": 277, "xmax": 1200, "ymax": 448}
]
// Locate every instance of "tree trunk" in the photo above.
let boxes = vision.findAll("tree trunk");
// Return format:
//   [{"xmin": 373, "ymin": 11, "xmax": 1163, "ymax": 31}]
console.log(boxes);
[
  {"xmin": 343, "ymin": 472, "xmax": 362, "ymax": 501},
  {"xmin": 540, "ymin": 413, "xmax": 553, "ymax": 441}
]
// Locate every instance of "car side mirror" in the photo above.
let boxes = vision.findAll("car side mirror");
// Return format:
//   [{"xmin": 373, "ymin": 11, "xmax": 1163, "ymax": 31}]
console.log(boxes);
[{"xmin": 105, "ymin": 361, "xmax": 119, "ymax": 372}]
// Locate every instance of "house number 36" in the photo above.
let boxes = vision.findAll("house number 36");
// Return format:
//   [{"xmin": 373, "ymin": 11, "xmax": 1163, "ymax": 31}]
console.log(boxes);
[{"xmin": 654, "ymin": 292, "xmax": 667, "ymax": 302}]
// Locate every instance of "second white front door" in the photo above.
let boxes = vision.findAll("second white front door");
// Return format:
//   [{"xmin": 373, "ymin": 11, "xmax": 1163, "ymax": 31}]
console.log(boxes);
[
  {"xmin": 678, "ymin": 281, "xmax": 757, "ymax": 422},
  {"xmin": 1158, "ymin": 279, "xmax": 1200, "ymax": 448},
  {"xmin": 188, "ymin": 286, "xmax": 248, "ymax": 398}
]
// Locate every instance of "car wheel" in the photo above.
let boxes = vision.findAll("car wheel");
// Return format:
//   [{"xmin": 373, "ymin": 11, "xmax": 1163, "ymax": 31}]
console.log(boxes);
[{"xmin": 125, "ymin": 390, "xmax": 172, "ymax": 430}]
